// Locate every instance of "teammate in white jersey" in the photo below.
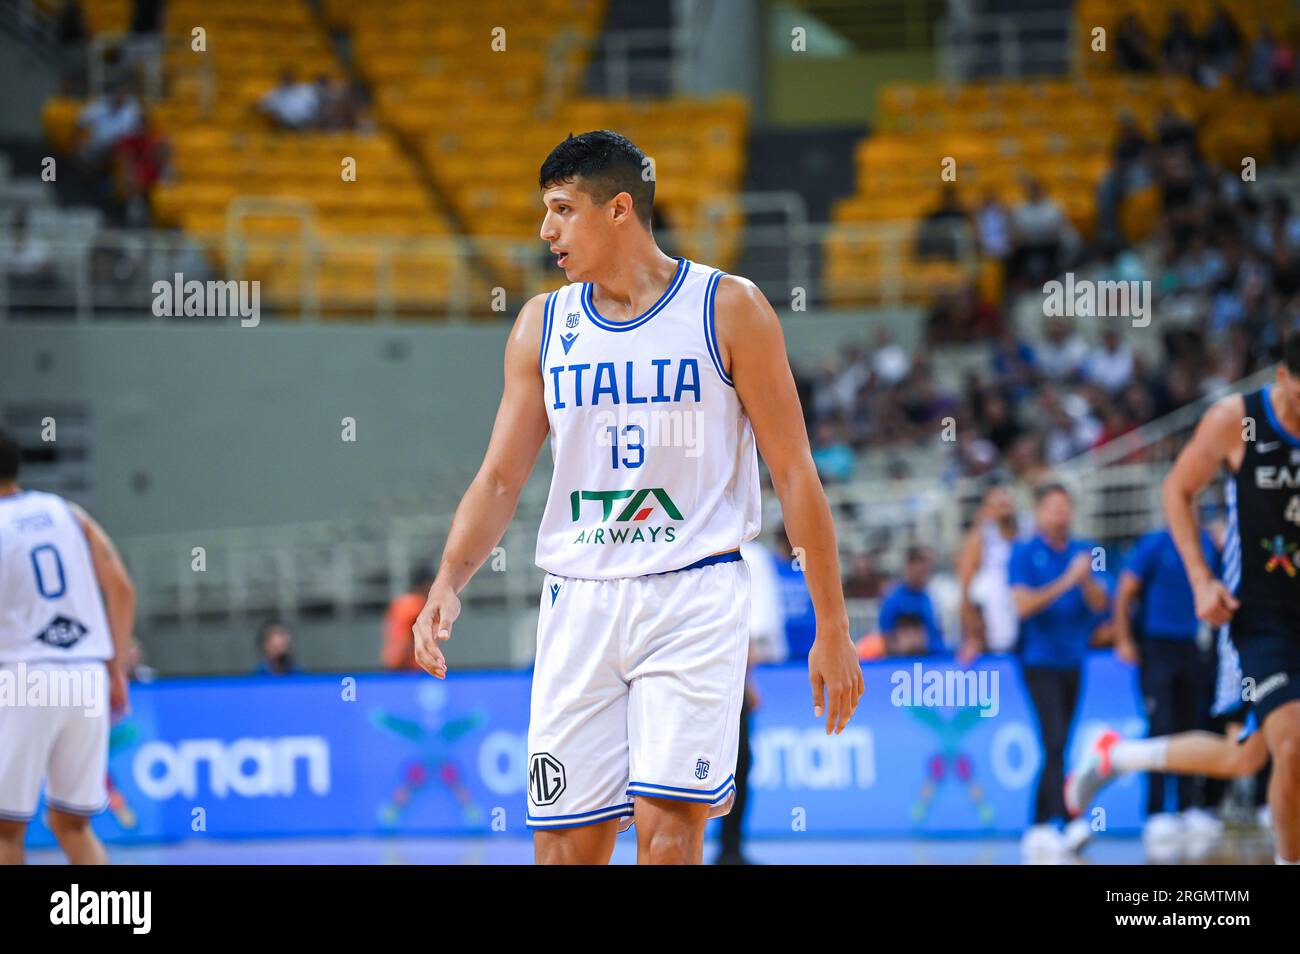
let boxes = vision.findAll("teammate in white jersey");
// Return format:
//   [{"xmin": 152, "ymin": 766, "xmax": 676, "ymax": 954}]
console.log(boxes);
[
  {"xmin": 411, "ymin": 130, "xmax": 863, "ymax": 864},
  {"xmin": 0, "ymin": 428, "xmax": 136, "ymax": 865}
]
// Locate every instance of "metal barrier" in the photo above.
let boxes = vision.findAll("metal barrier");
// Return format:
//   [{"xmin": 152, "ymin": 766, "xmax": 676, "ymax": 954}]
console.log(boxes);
[{"xmin": 0, "ymin": 216, "xmax": 977, "ymax": 321}]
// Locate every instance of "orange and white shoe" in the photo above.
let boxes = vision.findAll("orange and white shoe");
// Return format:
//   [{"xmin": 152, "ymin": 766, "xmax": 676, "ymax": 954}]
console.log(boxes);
[{"xmin": 1065, "ymin": 728, "xmax": 1121, "ymax": 818}]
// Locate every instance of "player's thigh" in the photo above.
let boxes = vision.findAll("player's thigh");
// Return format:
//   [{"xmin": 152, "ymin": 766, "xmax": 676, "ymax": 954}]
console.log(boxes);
[
  {"xmin": 633, "ymin": 794, "xmax": 712, "ymax": 833},
  {"xmin": 527, "ymin": 576, "xmax": 633, "ymax": 832},
  {"xmin": 45, "ymin": 686, "xmax": 109, "ymax": 816},
  {"xmin": 1231, "ymin": 723, "xmax": 1272, "ymax": 776},
  {"xmin": 1260, "ymin": 698, "xmax": 1300, "ymax": 771},
  {"xmin": 532, "ymin": 817, "xmax": 620, "ymax": 865},
  {"xmin": 625, "ymin": 562, "xmax": 749, "ymax": 808},
  {"xmin": 0, "ymin": 682, "xmax": 61, "ymax": 819}
]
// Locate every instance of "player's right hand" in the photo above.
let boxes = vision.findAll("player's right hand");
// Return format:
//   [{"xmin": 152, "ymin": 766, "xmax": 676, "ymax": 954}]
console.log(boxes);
[
  {"xmin": 1193, "ymin": 578, "xmax": 1239, "ymax": 627},
  {"xmin": 1065, "ymin": 552, "xmax": 1093, "ymax": 585},
  {"xmin": 413, "ymin": 584, "xmax": 460, "ymax": 679}
]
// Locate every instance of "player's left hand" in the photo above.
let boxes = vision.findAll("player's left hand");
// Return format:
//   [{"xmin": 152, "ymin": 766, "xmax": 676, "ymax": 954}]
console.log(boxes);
[
  {"xmin": 108, "ymin": 665, "xmax": 130, "ymax": 716},
  {"xmin": 808, "ymin": 629, "xmax": 865, "ymax": 735}
]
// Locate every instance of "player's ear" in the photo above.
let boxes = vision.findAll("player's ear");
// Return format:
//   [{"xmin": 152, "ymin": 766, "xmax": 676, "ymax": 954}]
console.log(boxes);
[{"xmin": 609, "ymin": 191, "xmax": 634, "ymax": 224}]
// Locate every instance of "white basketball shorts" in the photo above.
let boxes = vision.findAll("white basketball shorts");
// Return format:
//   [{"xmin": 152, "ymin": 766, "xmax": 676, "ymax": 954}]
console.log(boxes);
[
  {"xmin": 526, "ymin": 551, "xmax": 751, "ymax": 831},
  {"xmin": 0, "ymin": 660, "xmax": 110, "ymax": 821}
]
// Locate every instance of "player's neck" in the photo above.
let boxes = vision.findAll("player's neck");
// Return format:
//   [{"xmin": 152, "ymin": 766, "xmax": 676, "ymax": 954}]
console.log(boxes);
[
  {"xmin": 0, "ymin": 481, "xmax": 20, "ymax": 497},
  {"xmin": 588, "ymin": 245, "xmax": 679, "ymax": 322},
  {"xmin": 1269, "ymin": 384, "xmax": 1300, "ymax": 438}
]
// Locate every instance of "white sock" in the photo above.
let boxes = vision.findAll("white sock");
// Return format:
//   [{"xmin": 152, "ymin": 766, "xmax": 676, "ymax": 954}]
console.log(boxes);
[
  {"xmin": 1277, "ymin": 854, "xmax": 1299, "ymax": 865},
  {"xmin": 1110, "ymin": 738, "xmax": 1169, "ymax": 773}
]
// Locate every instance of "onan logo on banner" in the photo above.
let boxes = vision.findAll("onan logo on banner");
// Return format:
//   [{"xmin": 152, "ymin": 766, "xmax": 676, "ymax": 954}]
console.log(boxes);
[{"xmin": 133, "ymin": 736, "xmax": 330, "ymax": 799}]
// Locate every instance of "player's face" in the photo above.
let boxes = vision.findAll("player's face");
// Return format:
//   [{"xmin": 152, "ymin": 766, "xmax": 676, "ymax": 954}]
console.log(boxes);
[{"xmin": 540, "ymin": 183, "xmax": 606, "ymax": 281}]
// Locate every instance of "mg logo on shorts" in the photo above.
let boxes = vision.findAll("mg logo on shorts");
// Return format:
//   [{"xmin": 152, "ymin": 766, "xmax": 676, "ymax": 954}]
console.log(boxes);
[
  {"xmin": 695, "ymin": 759, "xmax": 710, "ymax": 780},
  {"xmin": 529, "ymin": 752, "xmax": 567, "ymax": 805}
]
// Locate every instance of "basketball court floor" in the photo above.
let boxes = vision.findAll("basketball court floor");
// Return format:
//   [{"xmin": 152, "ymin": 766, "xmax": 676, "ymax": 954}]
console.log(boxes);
[{"xmin": 26, "ymin": 829, "xmax": 1275, "ymax": 865}]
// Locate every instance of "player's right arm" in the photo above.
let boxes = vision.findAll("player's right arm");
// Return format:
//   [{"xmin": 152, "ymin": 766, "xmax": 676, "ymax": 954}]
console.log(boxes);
[
  {"xmin": 413, "ymin": 293, "xmax": 550, "ymax": 678},
  {"xmin": 69, "ymin": 503, "xmax": 136, "ymax": 714},
  {"xmin": 1161, "ymin": 393, "xmax": 1243, "ymax": 627}
]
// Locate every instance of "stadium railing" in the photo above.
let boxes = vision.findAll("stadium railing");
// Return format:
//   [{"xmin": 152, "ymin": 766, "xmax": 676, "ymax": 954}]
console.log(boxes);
[
  {"xmin": 110, "ymin": 364, "xmax": 1274, "ymax": 632},
  {"xmin": 0, "ymin": 217, "xmax": 975, "ymax": 321}
]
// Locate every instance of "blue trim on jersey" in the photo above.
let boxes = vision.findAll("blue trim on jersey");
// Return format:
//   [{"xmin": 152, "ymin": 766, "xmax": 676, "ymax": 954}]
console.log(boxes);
[
  {"xmin": 702, "ymin": 270, "xmax": 733, "ymax": 387},
  {"xmin": 1223, "ymin": 478, "xmax": 1241, "ymax": 594},
  {"xmin": 45, "ymin": 796, "xmax": 109, "ymax": 817},
  {"xmin": 627, "ymin": 775, "xmax": 737, "ymax": 804},
  {"xmin": 626, "ymin": 785, "xmax": 737, "ymax": 807},
  {"xmin": 627, "ymin": 774, "xmax": 736, "ymax": 797},
  {"xmin": 1237, "ymin": 708, "xmax": 1259, "ymax": 743},
  {"xmin": 526, "ymin": 802, "xmax": 635, "ymax": 829},
  {"xmin": 646, "ymin": 549, "xmax": 742, "ymax": 577},
  {"xmin": 539, "ymin": 291, "xmax": 557, "ymax": 373},
  {"xmin": 1262, "ymin": 385, "xmax": 1300, "ymax": 447},
  {"xmin": 580, "ymin": 258, "xmax": 689, "ymax": 332}
]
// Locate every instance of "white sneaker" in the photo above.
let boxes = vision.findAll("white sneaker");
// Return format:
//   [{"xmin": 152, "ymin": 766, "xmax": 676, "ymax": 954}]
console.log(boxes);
[
  {"xmin": 1181, "ymin": 807, "xmax": 1224, "ymax": 839},
  {"xmin": 1144, "ymin": 812, "xmax": 1185, "ymax": 841},
  {"xmin": 1143, "ymin": 813, "xmax": 1185, "ymax": 862},
  {"xmin": 1021, "ymin": 823, "xmax": 1064, "ymax": 860},
  {"xmin": 1062, "ymin": 817, "xmax": 1093, "ymax": 854}
]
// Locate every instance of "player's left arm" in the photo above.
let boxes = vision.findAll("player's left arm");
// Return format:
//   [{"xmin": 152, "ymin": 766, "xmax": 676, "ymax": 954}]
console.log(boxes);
[
  {"xmin": 70, "ymin": 503, "xmax": 136, "ymax": 713},
  {"xmin": 713, "ymin": 275, "xmax": 863, "ymax": 735}
]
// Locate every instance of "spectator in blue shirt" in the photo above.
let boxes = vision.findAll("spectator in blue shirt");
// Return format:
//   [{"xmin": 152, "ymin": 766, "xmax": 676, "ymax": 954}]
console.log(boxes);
[
  {"xmin": 254, "ymin": 621, "xmax": 299, "ymax": 676},
  {"xmin": 1115, "ymin": 526, "xmax": 1220, "ymax": 822},
  {"xmin": 1009, "ymin": 482, "xmax": 1110, "ymax": 856},
  {"xmin": 878, "ymin": 546, "xmax": 944, "ymax": 655},
  {"xmin": 772, "ymin": 531, "xmax": 818, "ymax": 661}
]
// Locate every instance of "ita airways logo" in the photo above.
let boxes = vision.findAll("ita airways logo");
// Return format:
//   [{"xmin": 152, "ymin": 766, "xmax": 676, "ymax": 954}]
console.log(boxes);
[
  {"xmin": 569, "ymin": 488, "xmax": 683, "ymax": 546},
  {"xmin": 570, "ymin": 488, "xmax": 682, "ymax": 522},
  {"xmin": 1261, "ymin": 535, "xmax": 1299, "ymax": 576}
]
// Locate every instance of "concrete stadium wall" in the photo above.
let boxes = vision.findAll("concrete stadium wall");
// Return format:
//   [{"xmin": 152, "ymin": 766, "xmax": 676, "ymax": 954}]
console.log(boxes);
[{"xmin": 0, "ymin": 307, "xmax": 923, "ymax": 537}]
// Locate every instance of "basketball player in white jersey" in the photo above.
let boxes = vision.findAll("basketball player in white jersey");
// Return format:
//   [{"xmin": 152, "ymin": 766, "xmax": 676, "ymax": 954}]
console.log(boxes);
[
  {"xmin": 0, "ymin": 428, "xmax": 136, "ymax": 865},
  {"xmin": 956, "ymin": 482, "xmax": 1031, "ymax": 661},
  {"xmin": 411, "ymin": 130, "xmax": 864, "ymax": 864}
]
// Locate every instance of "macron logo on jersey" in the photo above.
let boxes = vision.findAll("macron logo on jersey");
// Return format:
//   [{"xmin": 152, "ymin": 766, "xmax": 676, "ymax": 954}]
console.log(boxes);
[
  {"xmin": 560, "ymin": 331, "xmax": 579, "ymax": 354},
  {"xmin": 549, "ymin": 582, "xmax": 561, "ymax": 605}
]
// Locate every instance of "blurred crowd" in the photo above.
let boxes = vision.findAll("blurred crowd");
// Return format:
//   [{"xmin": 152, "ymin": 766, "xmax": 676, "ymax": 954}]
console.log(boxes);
[
  {"xmin": 811, "ymin": 64, "xmax": 1300, "ymax": 493},
  {"xmin": 1113, "ymin": 5, "xmax": 1298, "ymax": 93}
]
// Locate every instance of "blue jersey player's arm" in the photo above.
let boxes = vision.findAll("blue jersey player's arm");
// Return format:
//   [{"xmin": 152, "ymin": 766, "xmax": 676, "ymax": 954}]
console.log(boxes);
[
  {"xmin": 412, "ymin": 293, "xmax": 550, "ymax": 678},
  {"xmin": 712, "ymin": 275, "xmax": 864, "ymax": 735},
  {"xmin": 1162, "ymin": 392, "xmax": 1244, "ymax": 628}
]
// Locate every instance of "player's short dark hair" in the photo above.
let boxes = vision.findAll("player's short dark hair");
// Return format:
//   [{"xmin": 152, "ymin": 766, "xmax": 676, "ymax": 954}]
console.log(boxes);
[
  {"xmin": 904, "ymin": 546, "xmax": 930, "ymax": 564},
  {"xmin": 0, "ymin": 428, "xmax": 19, "ymax": 480},
  {"xmin": 893, "ymin": 613, "xmax": 925, "ymax": 630},
  {"xmin": 1284, "ymin": 328, "xmax": 1300, "ymax": 376},
  {"xmin": 1034, "ymin": 481, "xmax": 1071, "ymax": 504},
  {"xmin": 539, "ymin": 130, "xmax": 654, "ymax": 228}
]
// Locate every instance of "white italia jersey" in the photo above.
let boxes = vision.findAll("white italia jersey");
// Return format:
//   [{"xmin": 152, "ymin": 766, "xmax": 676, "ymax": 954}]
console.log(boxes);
[
  {"xmin": 0, "ymin": 490, "xmax": 113, "ymax": 663},
  {"xmin": 534, "ymin": 258, "xmax": 761, "ymax": 579}
]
